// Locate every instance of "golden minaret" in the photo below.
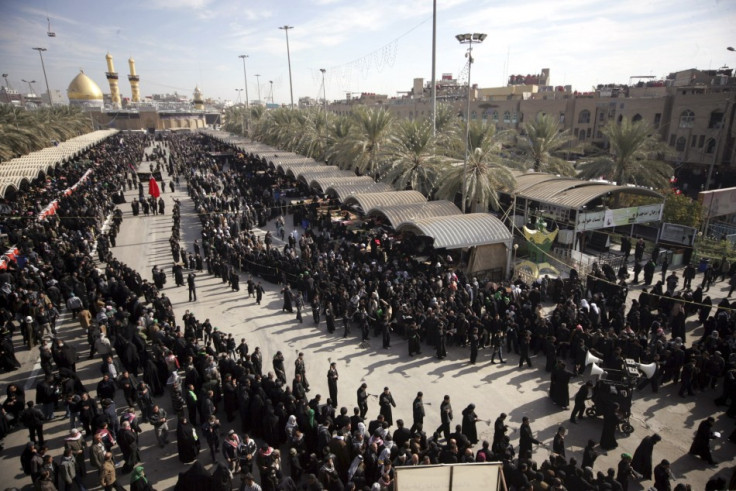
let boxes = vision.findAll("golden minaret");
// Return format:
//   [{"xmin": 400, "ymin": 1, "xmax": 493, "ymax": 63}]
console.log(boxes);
[
  {"xmin": 128, "ymin": 57, "xmax": 141, "ymax": 102},
  {"xmin": 193, "ymin": 85, "xmax": 204, "ymax": 110},
  {"xmin": 105, "ymin": 52, "xmax": 121, "ymax": 108}
]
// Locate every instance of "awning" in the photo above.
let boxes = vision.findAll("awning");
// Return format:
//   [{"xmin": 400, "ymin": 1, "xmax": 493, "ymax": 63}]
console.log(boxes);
[
  {"xmin": 310, "ymin": 175, "xmax": 373, "ymax": 192},
  {"xmin": 397, "ymin": 213, "xmax": 512, "ymax": 249},
  {"xmin": 367, "ymin": 200, "xmax": 461, "ymax": 229},
  {"xmin": 325, "ymin": 182, "xmax": 394, "ymax": 201},
  {"xmin": 344, "ymin": 190, "xmax": 426, "ymax": 211}
]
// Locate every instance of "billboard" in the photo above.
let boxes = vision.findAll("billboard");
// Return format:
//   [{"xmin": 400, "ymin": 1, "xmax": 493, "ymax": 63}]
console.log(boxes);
[
  {"xmin": 576, "ymin": 203, "xmax": 663, "ymax": 231},
  {"xmin": 699, "ymin": 187, "xmax": 736, "ymax": 219},
  {"xmin": 659, "ymin": 222, "xmax": 697, "ymax": 247}
]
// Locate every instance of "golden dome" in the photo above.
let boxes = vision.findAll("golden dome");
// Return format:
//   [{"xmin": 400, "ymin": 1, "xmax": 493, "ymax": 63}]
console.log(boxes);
[{"xmin": 67, "ymin": 70, "xmax": 104, "ymax": 101}]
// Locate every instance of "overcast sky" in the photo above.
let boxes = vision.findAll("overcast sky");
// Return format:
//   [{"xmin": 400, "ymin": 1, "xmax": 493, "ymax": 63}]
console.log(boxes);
[{"xmin": 1, "ymin": 0, "xmax": 735, "ymax": 105}]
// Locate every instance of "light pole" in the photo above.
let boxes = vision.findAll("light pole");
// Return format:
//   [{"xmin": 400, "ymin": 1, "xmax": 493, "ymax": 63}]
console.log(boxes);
[
  {"xmin": 269, "ymin": 80, "xmax": 274, "ymax": 104},
  {"xmin": 279, "ymin": 25, "xmax": 294, "ymax": 109},
  {"xmin": 431, "ymin": 0, "xmax": 437, "ymax": 137},
  {"xmin": 32, "ymin": 47, "xmax": 51, "ymax": 104},
  {"xmin": 320, "ymin": 68, "xmax": 327, "ymax": 112},
  {"xmin": 456, "ymin": 33, "xmax": 486, "ymax": 213},
  {"xmin": 255, "ymin": 74, "xmax": 261, "ymax": 104},
  {"xmin": 22, "ymin": 79, "xmax": 36, "ymax": 96},
  {"xmin": 235, "ymin": 88, "xmax": 243, "ymax": 103},
  {"xmin": 238, "ymin": 54, "xmax": 250, "ymax": 110}
]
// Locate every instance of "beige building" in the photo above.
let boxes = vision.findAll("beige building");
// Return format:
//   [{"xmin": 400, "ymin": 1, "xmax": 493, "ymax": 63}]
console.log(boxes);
[{"xmin": 328, "ymin": 67, "xmax": 736, "ymax": 190}]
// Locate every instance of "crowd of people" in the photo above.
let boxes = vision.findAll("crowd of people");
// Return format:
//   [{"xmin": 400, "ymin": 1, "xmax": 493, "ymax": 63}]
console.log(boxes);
[{"xmin": 0, "ymin": 131, "xmax": 734, "ymax": 491}]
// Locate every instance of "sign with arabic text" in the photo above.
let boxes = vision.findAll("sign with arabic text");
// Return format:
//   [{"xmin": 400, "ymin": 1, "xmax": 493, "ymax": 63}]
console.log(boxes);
[{"xmin": 576, "ymin": 204, "xmax": 662, "ymax": 231}]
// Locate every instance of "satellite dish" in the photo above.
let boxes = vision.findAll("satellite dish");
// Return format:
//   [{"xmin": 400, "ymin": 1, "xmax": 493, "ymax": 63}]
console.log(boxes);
[{"xmin": 47, "ymin": 17, "xmax": 56, "ymax": 37}]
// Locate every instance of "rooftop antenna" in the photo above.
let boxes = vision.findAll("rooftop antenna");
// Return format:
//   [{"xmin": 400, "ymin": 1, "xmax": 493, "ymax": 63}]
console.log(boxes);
[{"xmin": 47, "ymin": 16, "xmax": 56, "ymax": 37}]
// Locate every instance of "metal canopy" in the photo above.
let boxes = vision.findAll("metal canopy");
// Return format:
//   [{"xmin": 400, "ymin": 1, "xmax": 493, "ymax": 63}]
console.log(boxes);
[
  {"xmin": 344, "ymin": 190, "xmax": 426, "ymax": 211},
  {"xmin": 397, "ymin": 213, "xmax": 512, "ymax": 250},
  {"xmin": 367, "ymin": 200, "xmax": 461, "ymax": 229},
  {"xmin": 325, "ymin": 182, "xmax": 393, "ymax": 201},
  {"xmin": 297, "ymin": 168, "xmax": 353, "ymax": 184},
  {"xmin": 505, "ymin": 170, "xmax": 663, "ymax": 210},
  {"xmin": 310, "ymin": 175, "xmax": 373, "ymax": 192}
]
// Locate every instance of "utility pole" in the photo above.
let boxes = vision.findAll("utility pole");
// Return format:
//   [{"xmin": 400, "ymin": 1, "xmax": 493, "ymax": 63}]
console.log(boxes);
[
  {"xmin": 320, "ymin": 68, "xmax": 327, "ymax": 112},
  {"xmin": 279, "ymin": 25, "xmax": 295, "ymax": 109},
  {"xmin": 431, "ymin": 0, "xmax": 437, "ymax": 138},
  {"xmin": 32, "ymin": 47, "xmax": 51, "ymax": 104}
]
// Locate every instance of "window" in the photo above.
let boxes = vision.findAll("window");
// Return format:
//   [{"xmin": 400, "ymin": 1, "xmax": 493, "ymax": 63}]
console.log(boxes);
[
  {"xmin": 579, "ymin": 132, "xmax": 585, "ymax": 141},
  {"xmin": 618, "ymin": 114, "xmax": 623, "ymax": 124},
  {"xmin": 574, "ymin": 128, "xmax": 579, "ymax": 136},
  {"xmin": 691, "ymin": 135, "xmax": 697, "ymax": 147},
  {"xmin": 709, "ymin": 111, "xmax": 724, "ymax": 129},
  {"xmin": 492, "ymin": 110, "xmax": 498, "ymax": 122},
  {"xmin": 578, "ymin": 110, "xmax": 591, "ymax": 124},
  {"xmin": 698, "ymin": 135, "xmax": 705, "ymax": 148},
  {"xmin": 596, "ymin": 131, "xmax": 603, "ymax": 139},
  {"xmin": 632, "ymin": 114, "xmax": 643, "ymax": 123},
  {"xmin": 679, "ymin": 110, "xmax": 695, "ymax": 128},
  {"xmin": 675, "ymin": 137, "xmax": 686, "ymax": 151},
  {"xmin": 586, "ymin": 128, "xmax": 592, "ymax": 138},
  {"xmin": 706, "ymin": 138, "xmax": 716, "ymax": 154},
  {"xmin": 653, "ymin": 113, "xmax": 661, "ymax": 128},
  {"xmin": 598, "ymin": 112, "xmax": 606, "ymax": 122},
  {"xmin": 559, "ymin": 113, "xmax": 565, "ymax": 123},
  {"xmin": 503, "ymin": 111, "xmax": 511, "ymax": 123},
  {"xmin": 511, "ymin": 112, "xmax": 518, "ymax": 123},
  {"xmin": 471, "ymin": 111, "xmax": 477, "ymax": 120},
  {"xmin": 482, "ymin": 111, "xmax": 488, "ymax": 121}
]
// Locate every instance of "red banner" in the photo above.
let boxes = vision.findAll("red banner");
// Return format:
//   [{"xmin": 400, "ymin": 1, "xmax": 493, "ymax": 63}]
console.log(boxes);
[{"xmin": 149, "ymin": 177, "xmax": 161, "ymax": 198}]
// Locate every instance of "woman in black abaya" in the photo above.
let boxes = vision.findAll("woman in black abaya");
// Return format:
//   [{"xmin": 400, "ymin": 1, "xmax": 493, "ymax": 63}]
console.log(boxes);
[{"xmin": 176, "ymin": 416, "xmax": 200, "ymax": 463}]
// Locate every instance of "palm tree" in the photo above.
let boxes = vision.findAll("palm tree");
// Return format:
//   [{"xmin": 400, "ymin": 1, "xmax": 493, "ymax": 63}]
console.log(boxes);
[
  {"xmin": 433, "ymin": 102, "xmax": 460, "ymax": 152},
  {"xmin": 324, "ymin": 114, "xmax": 354, "ymax": 169},
  {"xmin": 577, "ymin": 118, "xmax": 672, "ymax": 188},
  {"xmin": 380, "ymin": 119, "xmax": 445, "ymax": 196},
  {"xmin": 337, "ymin": 106, "xmax": 394, "ymax": 175},
  {"xmin": 0, "ymin": 105, "xmax": 91, "ymax": 162},
  {"xmin": 295, "ymin": 108, "xmax": 332, "ymax": 161},
  {"xmin": 436, "ymin": 120, "xmax": 516, "ymax": 211},
  {"xmin": 514, "ymin": 113, "xmax": 576, "ymax": 175}
]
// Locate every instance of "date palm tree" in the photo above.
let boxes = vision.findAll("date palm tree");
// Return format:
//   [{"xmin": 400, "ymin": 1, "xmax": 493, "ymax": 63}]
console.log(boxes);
[
  {"xmin": 337, "ymin": 106, "xmax": 394, "ymax": 176},
  {"xmin": 514, "ymin": 113, "xmax": 576, "ymax": 175},
  {"xmin": 436, "ymin": 120, "xmax": 516, "ymax": 211},
  {"xmin": 577, "ymin": 117, "xmax": 672, "ymax": 189},
  {"xmin": 380, "ymin": 119, "xmax": 445, "ymax": 196}
]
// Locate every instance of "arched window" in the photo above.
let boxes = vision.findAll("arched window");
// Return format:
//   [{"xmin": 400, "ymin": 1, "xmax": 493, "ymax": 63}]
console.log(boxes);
[
  {"xmin": 705, "ymin": 138, "xmax": 716, "ymax": 154},
  {"xmin": 503, "ymin": 111, "xmax": 511, "ymax": 123},
  {"xmin": 675, "ymin": 136, "xmax": 687, "ymax": 151},
  {"xmin": 492, "ymin": 110, "xmax": 498, "ymax": 122},
  {"xmin": 679, "ymin": 109, "xmax": 695, "ymax": 128},
  {"xmin": 709, "ymin": 110, "xmax": 724, "ymax": 129},
  {"xmin": 578, "ymin": 110, "xmax": 591, "ymax": 124},
  {"xmin": 632, "ymin": 113, "xmax": 643, "ymax": 122}
]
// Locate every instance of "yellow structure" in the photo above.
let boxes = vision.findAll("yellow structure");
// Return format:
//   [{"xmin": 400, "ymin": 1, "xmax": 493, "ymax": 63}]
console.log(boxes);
[
  {"xmin": 67, "ymin": 70, "xmax": 104, "ymax": 109},
  {"xmin": 128, "ymin": 57, "xmax": 141, "ymax": 102},
  {"xmin": 193, "ymin": 85, "xmax": 204, "ymax": 110},
  {"xmin": 105, "ymin": 53, "xmax": 121, "ymax": 109}
]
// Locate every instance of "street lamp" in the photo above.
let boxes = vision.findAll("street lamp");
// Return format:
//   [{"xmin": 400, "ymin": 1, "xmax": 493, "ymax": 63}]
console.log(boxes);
[
  {"xmin": 255, "ymin": 74, "xmax": 261, "ymax": 104},
  {"xmin": 22, "ymin": 79, "xmax": 37, "ymax": 96},
  {"xmin": 235, "ymin": 88, "xmax": 243, "ymax": 103},
  {"xmin": 269, "ymin": 80, "xmax": 274, "ymax": 104},
  {"xmin": 320, "ymin": 68, "xmax": 327, "ymax": 112},
  {"xmin": 238, "ymin": 55, "xmax": 250, "ymax": 111},
  {"xmin": 455, "ymin": 32, "xmax": 486, "ymax": 213},
  {"xmin": 32, "ymin": 47, "xmax": 51, "ymax": 105},
  {"xmin": 279, "ymin": 25, "xmax": 295, "ymax": 109}
]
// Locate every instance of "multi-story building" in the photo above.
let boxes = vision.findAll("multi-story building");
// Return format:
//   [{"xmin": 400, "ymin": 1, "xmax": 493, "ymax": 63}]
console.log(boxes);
[{"xmin": 328, "ymin": 67, "xmax": 736, "ymax": 192}]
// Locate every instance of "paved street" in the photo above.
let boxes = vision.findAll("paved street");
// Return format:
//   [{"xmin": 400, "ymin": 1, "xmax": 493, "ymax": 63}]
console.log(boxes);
[{"xmin": 1, "ymin": 142, "xmax": 733, "ymax": 490}]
